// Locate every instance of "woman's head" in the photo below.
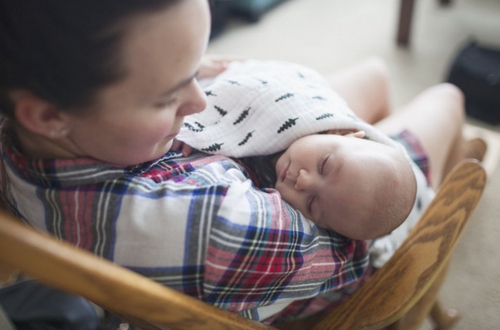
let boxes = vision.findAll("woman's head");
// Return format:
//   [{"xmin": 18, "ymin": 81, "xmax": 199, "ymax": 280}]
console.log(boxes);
[
  {"xmin": 0, "ymin": 0, "xmax": 210, "ymax": 165},
  {"xmin": 274, "ymin": 134, "xmax": 417, "ymax": 240}
]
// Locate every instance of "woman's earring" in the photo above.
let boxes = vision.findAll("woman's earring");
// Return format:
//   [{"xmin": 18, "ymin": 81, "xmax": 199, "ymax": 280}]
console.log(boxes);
[
  {"xmin": 59, "ymin": 127, "xmax": 69, "ymax": 136},
  {"xmin": 48, "ymin": 127, "xmax": 69, "ymax": 138}
]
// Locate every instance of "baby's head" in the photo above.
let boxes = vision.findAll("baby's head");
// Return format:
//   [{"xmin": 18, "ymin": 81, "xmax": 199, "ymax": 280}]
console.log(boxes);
[{"xmin": 274, "ymin": 133, "xmax": 417, "ymax": 240}]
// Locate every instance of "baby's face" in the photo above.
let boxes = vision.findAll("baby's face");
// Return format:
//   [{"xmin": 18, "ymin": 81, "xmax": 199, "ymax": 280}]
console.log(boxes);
[{"xmin": 274, "ymin": 134, "xmax": 413, "ymax": 239}]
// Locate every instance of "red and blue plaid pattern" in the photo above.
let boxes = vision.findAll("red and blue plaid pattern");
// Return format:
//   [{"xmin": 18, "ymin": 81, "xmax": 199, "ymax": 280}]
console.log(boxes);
[
  {"xmin": 391, "ymin": 129, "xmax": 431, "ymax": 185},
  {"xmin": 0, "ymin": 120, "xmax": 370, "ymax": 323}
]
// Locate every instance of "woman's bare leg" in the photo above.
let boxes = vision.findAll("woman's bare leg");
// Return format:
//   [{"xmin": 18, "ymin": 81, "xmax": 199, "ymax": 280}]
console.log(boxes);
[
  {"xmin": 375, "ymin": 83, "xmax": 465, "ymax": 189},
  {"xmin": 325, "ymin": 57, "xmax": 392, "ymax": 124}
]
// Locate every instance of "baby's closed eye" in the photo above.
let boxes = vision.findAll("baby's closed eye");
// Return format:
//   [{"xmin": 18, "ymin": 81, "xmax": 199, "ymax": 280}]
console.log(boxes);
[{"xmin": 318, "ymin": 155, "xmax": 330, "ymax": 174}]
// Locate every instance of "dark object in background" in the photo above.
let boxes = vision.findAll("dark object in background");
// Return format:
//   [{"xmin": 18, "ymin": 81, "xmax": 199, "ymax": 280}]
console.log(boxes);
[
  {"xmin": 210, "ymin": 0, "xmax": 231, "ymax": 40},
  {"xmin": 209, "ymin": 0, "xmax": 289, "ymax": 40},
  {"xmin": 230, "ymin": 0, "xmax": 288, "ymax": 23},
  {"xmin": 0, "ymin": 280, "xmax": 100, "ymax": 330},
  {"xmin": 447, "ymin": 41, "xmax": 500, "ymax": 124},
  {"xmin": 0, "ymin": 280, "xmax": 140, "ymax": 330}
]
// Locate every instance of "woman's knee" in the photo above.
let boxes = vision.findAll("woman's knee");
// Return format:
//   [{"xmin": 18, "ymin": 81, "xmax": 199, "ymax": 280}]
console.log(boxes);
[
  {"xmin": 358, "ymin": 56, "xmax": 391, "ymax": 122},
  {"xmin": 429, "ymin": 83, "xmax": 466, "ymax": 126},
  {"xmin": 435, "ymin": 83, "xmax": 464, "ymax": 106},
  {"xmin": 327, "ymin": 56, "xmax": 391, "ymax": 123},
  {"xmin": 363, "ymin": 57, "xmax": 390, "ymax": 90}
]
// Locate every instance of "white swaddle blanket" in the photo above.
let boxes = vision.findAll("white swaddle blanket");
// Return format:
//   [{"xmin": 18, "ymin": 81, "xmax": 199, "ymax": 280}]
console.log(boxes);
[
  {"xmin": 178, "ymin": 60, "xmax": 401, "ymax": 156},
  {"xmin": 177, "ymin": 60, "xmax": 434, "ymax": 268}
]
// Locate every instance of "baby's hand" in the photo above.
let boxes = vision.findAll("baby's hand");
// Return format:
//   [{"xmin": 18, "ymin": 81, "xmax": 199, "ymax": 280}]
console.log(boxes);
[
  {"xmin": 196, "ymin": 54, "xmax": 245, "ymax": 80},
  {"xmin": 170, "ymin": 139, "xmax": 193, "ymax": 157},
  {"xmin": 327, "ymin": 129, "xmax": 366, "ymax": 138}
]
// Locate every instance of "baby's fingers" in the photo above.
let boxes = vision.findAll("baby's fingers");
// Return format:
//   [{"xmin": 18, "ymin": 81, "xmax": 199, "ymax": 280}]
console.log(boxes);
[
  {"xmin": 181, "ymin": 144, "xmax": 193, "ymax": 157},
  {"xmin": 197, "ymin": 54, "xmax": 246, "ymax": 79},
  {"xmin": 170, "ymin": 139, "xmax": 193, "ymax": 157},
  {"xmin": 170, "ymin": 139, "xmax": 183, "ymax": 151},
  {"xmin": 346, "ymin": 130, "xmax": 366, "ymax": 138}
]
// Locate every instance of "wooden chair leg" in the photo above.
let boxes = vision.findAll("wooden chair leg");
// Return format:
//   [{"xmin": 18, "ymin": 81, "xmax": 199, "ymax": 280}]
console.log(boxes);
[
  {"xmin": 464, "ymin": 138, "xmax": 487, "ymax": 163},
  {"xmin": 397, "ymin": 0, "xmax": 415, "ymax": 47},
  {"xmin": 385, "ymin": 262, "xmax": 453, "ymax": 330},
  {"xmin": 429, "ymin": 301, "xmax": 460, "ymax": 330},
  {"xmin": 397, "ymin": 0, "xmax": 453, "ymax": 46}
]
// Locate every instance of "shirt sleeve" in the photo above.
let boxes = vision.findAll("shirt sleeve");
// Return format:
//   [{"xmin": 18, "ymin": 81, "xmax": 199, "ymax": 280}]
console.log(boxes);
[
  {"xmin": 203, "ymin": 172, "xmax": 370, "ymax": 315},
  {"xmin": 23, "ymin": 153, "xmax": 369, "ymax": 321}
]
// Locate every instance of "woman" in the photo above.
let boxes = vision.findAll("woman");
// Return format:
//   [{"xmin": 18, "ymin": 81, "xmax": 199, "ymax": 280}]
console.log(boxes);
[{"xmin": 0, "ymin": 0, "xmax": 467, "ymax": 325}]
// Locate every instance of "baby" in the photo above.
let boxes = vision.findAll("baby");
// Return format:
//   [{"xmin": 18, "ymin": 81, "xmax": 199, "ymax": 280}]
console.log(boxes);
[
  {"xmin": 270, "ymin": 132, "xmax": 416, "ymax": 241},
  {"xmin": 178, "ymin": 60, "xmax": 433, "ymax": 253}
]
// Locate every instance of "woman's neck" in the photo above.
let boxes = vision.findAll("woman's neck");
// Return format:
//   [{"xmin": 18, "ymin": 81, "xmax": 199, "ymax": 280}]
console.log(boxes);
[{"xmin": 11, "ymin": 123, "xmax": 76, "ymax": 160}]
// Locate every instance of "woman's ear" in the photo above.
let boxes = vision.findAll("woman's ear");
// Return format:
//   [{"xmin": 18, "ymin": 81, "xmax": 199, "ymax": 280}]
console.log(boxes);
[{"xmin": 10, "ymin": 90, "xmax": 69, "ymax": 139}]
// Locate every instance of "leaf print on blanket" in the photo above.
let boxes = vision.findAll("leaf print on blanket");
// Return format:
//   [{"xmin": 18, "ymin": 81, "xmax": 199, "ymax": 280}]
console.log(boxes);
[
  {"xmin": 214, "ymin": 105, "xmax": 228, "ymax": 117},
  {"xmin": 184, "ymin": 122, "xmax": 203, "ymax": 132},
  {"xmin": 277, "ymin": 117, "xmax": 299, "ymax": 134},
  {"xmin": 233, "ymin": 107, "xmax": 251, "ymax": 125},
  {"xmin": 275, "ymin": 93, "xmax": 294, "ymax": 102},
  {"xmin": 238, "ymin": 131, "xmax": 255, "ymax": 146},
  {"xmin": 316, "ymin": 113, "xmax": 334, "ymax": 121},
  {"xmin": 201, "ymin": 143, "xmax": 224, "ymax": 153}
]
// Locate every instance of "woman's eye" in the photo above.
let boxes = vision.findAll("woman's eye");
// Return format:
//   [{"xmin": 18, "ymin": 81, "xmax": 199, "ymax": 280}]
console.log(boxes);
[
  {"xmin": 154, "ymin": 97, "xmax": 178, "ymax": 108},
  {"xmin": 319, "ymin": 155, "xmax": 330, "ymax": 175}
]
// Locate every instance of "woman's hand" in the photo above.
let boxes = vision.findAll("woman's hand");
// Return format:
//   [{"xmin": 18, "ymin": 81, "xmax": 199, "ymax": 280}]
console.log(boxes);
[{"xmin": 196, "ymin": 54, "xmax": 245, "ymax": 80}]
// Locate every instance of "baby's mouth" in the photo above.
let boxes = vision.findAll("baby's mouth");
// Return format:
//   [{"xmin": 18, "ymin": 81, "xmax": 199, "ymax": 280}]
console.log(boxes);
[{"xmin": 280, "ymin": 163, "xmax": 290, "ymax": 182}]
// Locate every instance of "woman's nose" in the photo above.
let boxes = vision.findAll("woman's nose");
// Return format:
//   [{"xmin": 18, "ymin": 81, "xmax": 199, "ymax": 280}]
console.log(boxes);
[
  {"xmin": 178, "ymin": 79, "xmax": 208, "ymax": 116},
  {"xmin": 295, "ymin": 169, "xmax": 312, "ymax": 191}
]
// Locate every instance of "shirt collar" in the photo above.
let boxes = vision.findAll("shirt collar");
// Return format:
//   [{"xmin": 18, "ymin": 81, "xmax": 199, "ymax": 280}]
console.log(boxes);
[{"xmin": 0, "ymin": 118, "xmax": 183, "ymax": 188}]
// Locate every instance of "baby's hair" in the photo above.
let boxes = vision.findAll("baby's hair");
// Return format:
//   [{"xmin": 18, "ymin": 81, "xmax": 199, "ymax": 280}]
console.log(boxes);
[
  {"xmin": 0, "ymin": 0, "xmax": 180, "ymax": 117},
  {"xmin": 319, "ymin": 146, "xmax": 417, "ymax": 241},
  {"xmin": 370, "ymin": 172, "xmax": 417, "ymax": 238},
  {"xmin": 351, "ymin": 155, "xmax": 417, "ymax": 240}
]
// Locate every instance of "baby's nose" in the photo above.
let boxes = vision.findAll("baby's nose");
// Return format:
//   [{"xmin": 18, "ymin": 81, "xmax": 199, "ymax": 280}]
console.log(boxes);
[{"xmin": 295, "ymin": 169, "xmax": 312, "ymax": 191}]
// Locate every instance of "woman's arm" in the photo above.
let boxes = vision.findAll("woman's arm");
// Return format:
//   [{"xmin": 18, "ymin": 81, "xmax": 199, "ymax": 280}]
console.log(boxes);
[
  {"xmin": 203, "ymin": 172, "xmax": 370, "ymax": 319},
  {"xmin": 16, "ymin": 150, "xmax": 370, "ymax": 322}
]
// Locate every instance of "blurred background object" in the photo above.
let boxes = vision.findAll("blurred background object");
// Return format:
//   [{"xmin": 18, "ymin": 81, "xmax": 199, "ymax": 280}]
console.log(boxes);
[
  {"xmin": 209, "ymin": 0, "xmax": 289, "ymax": 39},
  {"xmin": 446, "ymin": 41, "xmax": 500, "ymax": 124}
]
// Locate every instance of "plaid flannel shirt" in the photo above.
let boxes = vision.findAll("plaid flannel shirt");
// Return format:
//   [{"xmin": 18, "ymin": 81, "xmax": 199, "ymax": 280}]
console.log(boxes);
[{"xmin": 0, "ymin": 121, "xmax": 370, "ymax": 322}]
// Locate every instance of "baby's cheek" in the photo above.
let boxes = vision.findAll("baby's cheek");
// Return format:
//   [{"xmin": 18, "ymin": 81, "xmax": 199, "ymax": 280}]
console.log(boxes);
[
  {"xmin": 275, "ymin": 184, "xmax": 290, "ymax": 204},
  {"xmin": 276, "ymin": 185, "xmax": 303, "ymax": 213}
]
